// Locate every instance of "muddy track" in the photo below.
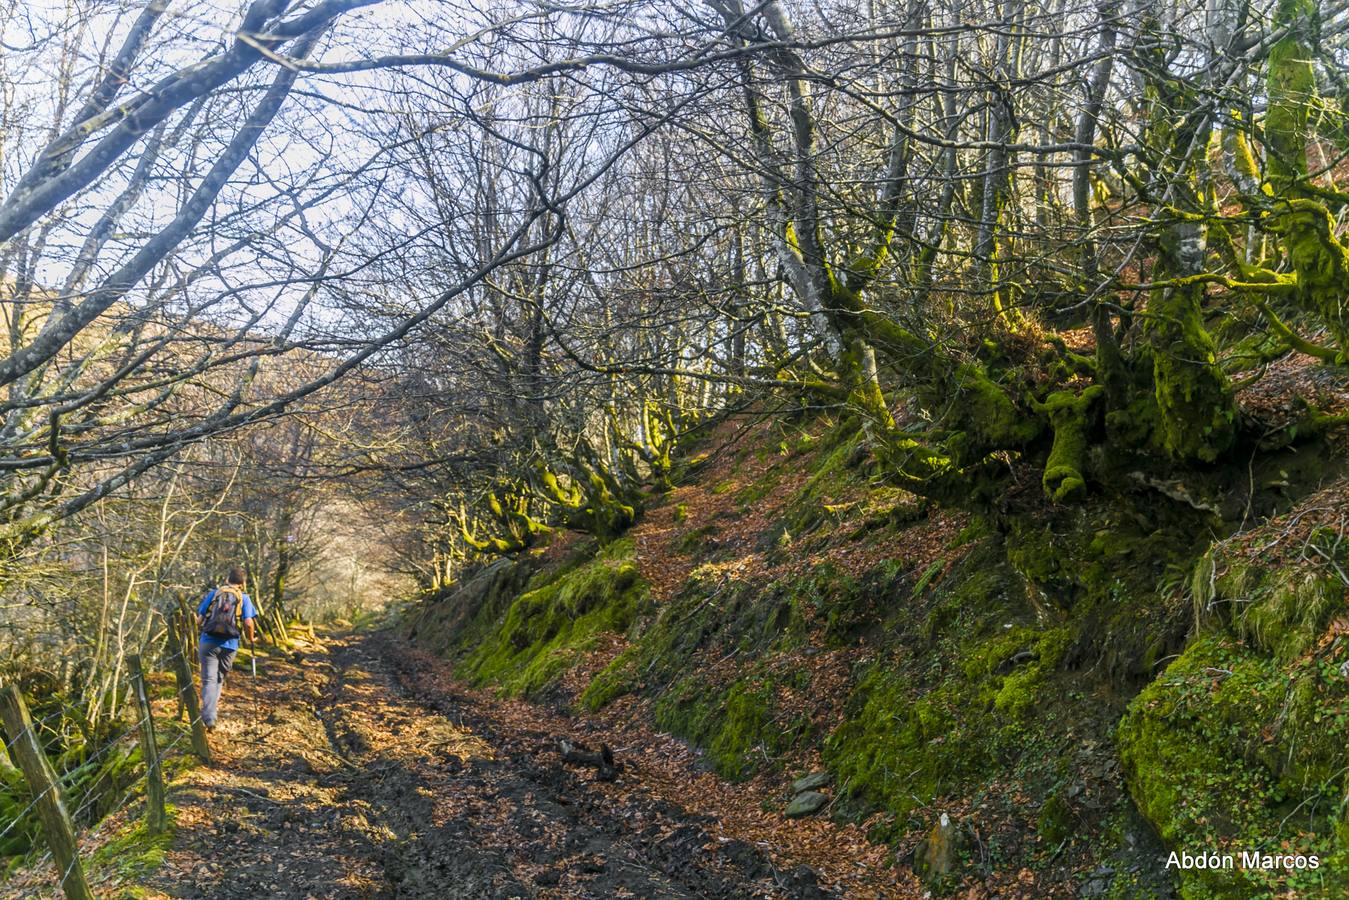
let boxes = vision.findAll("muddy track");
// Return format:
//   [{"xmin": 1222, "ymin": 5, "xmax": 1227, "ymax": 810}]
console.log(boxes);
[
  {"xmin": 142, "ymin": 633, "xmax": 832, "ymax": 899},
  {"xmin": 364, "ymin": 634, "xmax": 833, "ymax": 899}
]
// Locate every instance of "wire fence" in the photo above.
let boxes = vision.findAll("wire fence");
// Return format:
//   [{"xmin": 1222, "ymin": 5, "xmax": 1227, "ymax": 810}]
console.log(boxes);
[
  {"xmin": 0, "ymin": 610, "xmax": 220, "ymax": 899},
  {"xmin": 1, "ymin": 707, "xmax": 73, "ymax": 759}
]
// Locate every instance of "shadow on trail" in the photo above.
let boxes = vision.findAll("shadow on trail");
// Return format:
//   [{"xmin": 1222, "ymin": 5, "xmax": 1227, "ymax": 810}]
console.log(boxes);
[{"xmin": 145, "ymin": 632, "xmax": 832, "ymax": 899}]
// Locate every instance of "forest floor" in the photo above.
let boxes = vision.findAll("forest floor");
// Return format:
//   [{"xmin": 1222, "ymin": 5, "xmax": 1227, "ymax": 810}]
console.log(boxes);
[{"xmin": 5, "ymin": 630, "xmax": 917, "ymax": 899}]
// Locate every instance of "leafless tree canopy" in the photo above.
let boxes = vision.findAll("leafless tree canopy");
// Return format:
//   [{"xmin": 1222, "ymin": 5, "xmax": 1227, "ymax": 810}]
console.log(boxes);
[{"xmin": 1, "ymin": 0, "xmax": 1348, "ymax": 792}]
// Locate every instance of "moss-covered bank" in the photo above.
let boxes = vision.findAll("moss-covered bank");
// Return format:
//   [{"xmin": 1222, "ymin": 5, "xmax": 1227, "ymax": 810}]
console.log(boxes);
[
  {"xmin": 458, "ymin": 538, "xmax": 650, "ymax": 697},
  {"xmin": 1118, "ymin": 530, "xmax": 1349, "ymax": 898},
  {"xmin": 403, "ymin": 412, "xmax": 1349, "ymax": 897}
]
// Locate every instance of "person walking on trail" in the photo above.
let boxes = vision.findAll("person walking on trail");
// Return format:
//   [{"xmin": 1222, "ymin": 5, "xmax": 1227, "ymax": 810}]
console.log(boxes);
[{"xmin": 196, "ymin": 566, "xmax": 258, "ymax": 731}]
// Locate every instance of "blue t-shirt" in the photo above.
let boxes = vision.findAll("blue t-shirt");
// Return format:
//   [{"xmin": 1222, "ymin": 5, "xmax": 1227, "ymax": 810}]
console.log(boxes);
[{"xmin": 197, "ymin": 588, "xmax": 258, "ymax": 651}]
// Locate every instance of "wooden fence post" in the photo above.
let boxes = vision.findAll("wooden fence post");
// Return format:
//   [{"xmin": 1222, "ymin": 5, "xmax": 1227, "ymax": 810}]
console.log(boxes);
[
  {"xmin": 125, "ymin": 655, "xmax": 166, "ymax": 834},
  {"xmin": 169, "ymin": 607, "xmax": 185, "ymax": 721},
  {"xmin": 176, "ymin": 596, "xmax": 195, "ymax": 655},
  {"xmin": 166, "ymin": 613, "xmax": 210, "ymax": 761},
  {"xmin": 0, "ymin": 685, "xmax": 94, "ymax": 900}
]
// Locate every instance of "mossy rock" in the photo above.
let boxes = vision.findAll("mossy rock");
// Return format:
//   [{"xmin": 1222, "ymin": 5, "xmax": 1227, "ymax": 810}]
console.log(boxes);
[
  {"xmin": 1118, "ymin": 633, "xmax": 1349, "ymax": 897},
  {"xmin": 1037, "ymin": 790, "xmax": 1073, "ymax": 845},
  {"xmin": 912, "ymin": 812, "xmax": 966, "ymax": 891},
  {"xmin": 675, "ymin": 523, "xmax": 720, "ymax": 555},
  {"xmin": 581, "ymin": 566, "xmax": 813, "ymax": 780},
  {"xmin": 781, "ymin": 424, "xmax": 867, "ymax": 536},
  {"xmin": 824, "ymin": 540, "xmax": 1077, "ymax": 816}
]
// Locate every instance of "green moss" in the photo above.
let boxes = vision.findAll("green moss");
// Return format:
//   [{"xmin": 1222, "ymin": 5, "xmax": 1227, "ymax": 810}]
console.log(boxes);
[
  {"xmin": 1122, "ymin": 531, "xmax": 1349, "ymax": 895},
  {"xmin": 583, "ymin": 565, "xmax": 811, "ymax": 715},
  {"xmin": 782, "ymin": 425, "xmax": 866, "ymax": 535},
  {"xmin": 1036, "ymin": 386, "xmax": 1104, "ymax": 501},
  {"xmin": 1265, "ymin": 0, "xmax": 1315, "ymax": 191},
  {"xmin": 944, "ymin": 361, "xmax": 1042, "ymax": 455},
  {"xmin": 807, "ymin": 562, "xmax": 884, "ymax": 645},
  {"xmin": 1273, "ymin": 201, "xmax": 1349, "ymax": 351},
  {"xmin": 0, "ymin": 766, "xmax": 38, "ymax": 857},
  {"xmin": 972, "ymin": 626, "xmax": 1072, "ymax": 718},
  {"xmin": 653, "ymin": 671, "xmax": 811, "ymax": 780},
  {"xmin": 911, "ymin": 560, "xmax": 944, "ymax": 598},
  {"xmin": 825, "ymin": 620, "xmax": 1073, "ymax": 817},
  {"xmin": 1037, "ymin": 791, "xmax": 1072, "ymax": 845},
  {"xmin": 581, "ymin": 567, "xmax": 817, "ymax": 779},
  {"xmin": 89, "ymin": 808, "xmax": 176, "ymax": 888},
  {"xmin": 675, "ymin": 523, "xmax": 720, "ymax": 555},
  {"xmin": 947, "ymin": 516, "xmax": 992, "ymax": 549},
  {"xmin": 404, "ymin": 556, "xmax": 539, "ymax": 658},
  {"xmin": 1104, "ymin": 383, "xmax": 1163, "ymax": 452},
  {"xmin": 844, "ymin": 487, "xmax": 927, "ymax": 541},
  {"xmin": 1003, "ymin": 500, "xmax": 1206, "ymax": 681},
  {"xmin": 1214, "ymin": 557, "xmax": 1343, "ymax": 664},
  {"xmin": 919, "ymin": 539, "xmax": 1016, "ymax": 641},
  {"xmin": 1195, "ymin": 526, "xmax": 1349, "ymax": 665},
  {"xmin": 824, "ymin": 664, "xmax": 974, "ymax": 815},
  {"xmin": 737, "ymin": 466, "xmax": 783, "ymax": 507},
  {"xmin": 1147, "ymin": 283, "xmax": 1237, "ymax": 463},
  {"xmin": 1118, "ymin": 634, "xmax": 1349, "ymax": 897},
  {"xmin": 2, "ymin": 721, "xmax": 144, "ymax": 859},
  {"xmin": 823, "ymin": 540, "xmax": 1080, "ymax": 816},
  {"xmin": 456, "ymin": 538, "xmax": 650, "ymax": 697}
]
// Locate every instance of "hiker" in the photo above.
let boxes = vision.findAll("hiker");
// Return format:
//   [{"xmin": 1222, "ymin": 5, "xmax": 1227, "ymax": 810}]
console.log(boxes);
[{"xmin": 195, "ymin": 566, "xmax": 258, "ymax": 731}]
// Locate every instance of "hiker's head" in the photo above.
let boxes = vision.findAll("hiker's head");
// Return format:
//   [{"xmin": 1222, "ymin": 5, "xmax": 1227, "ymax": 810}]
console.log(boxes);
[{"xmin": 225, "ymin": 565, "xmax": 246, "ymax": 588}]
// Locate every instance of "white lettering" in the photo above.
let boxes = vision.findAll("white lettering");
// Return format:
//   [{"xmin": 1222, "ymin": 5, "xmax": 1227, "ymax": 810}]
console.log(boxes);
[
  {"xmin": 1239, "ymin": 851, "xmax": 1321, "ymax": 870},
  {"xmin": 1169, "ymin": 849, "xmax": 1322, "ymax": 871},
  {"xmin": 1167, "ymin": 851, "xmax": 1234, "ymax": 870}
]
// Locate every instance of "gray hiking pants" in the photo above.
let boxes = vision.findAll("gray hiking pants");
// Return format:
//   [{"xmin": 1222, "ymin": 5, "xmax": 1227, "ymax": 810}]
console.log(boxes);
[{"xmin": 199, "ymin": 641, "xmax": 236, "ymax": 726}]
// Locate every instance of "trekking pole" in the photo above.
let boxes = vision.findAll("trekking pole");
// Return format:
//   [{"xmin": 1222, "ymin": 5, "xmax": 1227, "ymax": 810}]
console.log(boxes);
[{"xmin": 248, "ymin": 629, "xmax": 258, "ymax": 727}]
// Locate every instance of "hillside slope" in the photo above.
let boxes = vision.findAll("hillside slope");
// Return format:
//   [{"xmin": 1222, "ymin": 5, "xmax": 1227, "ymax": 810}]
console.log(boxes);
[{"xmin": 403, "ymin": 400, "xmax": 1349, "ymax": 897}]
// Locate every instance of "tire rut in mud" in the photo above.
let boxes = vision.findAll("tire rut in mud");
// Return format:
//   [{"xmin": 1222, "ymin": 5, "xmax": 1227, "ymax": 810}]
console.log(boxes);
[
  {"xmin": 361, "ymin": 633, "xmax": 834, "ymax": 899},
  {"xmin": 146, "ymin": 634, "xmax": 832, "ymax": 899},
  {"xmin": 312, "ymin": 644, "xmax": 533, "ymax": 898}
]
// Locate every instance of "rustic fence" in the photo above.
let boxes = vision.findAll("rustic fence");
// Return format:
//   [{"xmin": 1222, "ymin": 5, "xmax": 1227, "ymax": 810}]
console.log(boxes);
[{"xmin": 0, "ymin": 608, "xmax": 214, "ymax": 897}]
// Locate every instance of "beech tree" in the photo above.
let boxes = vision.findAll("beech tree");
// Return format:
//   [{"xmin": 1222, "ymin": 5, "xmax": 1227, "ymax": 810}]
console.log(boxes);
[{"xmin": 5, "ymin": 0, "xmax": 1349, "ymax": 748}]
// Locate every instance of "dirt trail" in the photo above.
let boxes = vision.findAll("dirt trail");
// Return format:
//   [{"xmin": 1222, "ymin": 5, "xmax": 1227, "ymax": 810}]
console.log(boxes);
[{"xmin": 142, "ymin": 633, "xmax": 839, "ymax": 899}]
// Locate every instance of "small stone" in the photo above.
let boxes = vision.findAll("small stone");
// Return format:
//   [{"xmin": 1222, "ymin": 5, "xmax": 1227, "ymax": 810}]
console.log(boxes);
[
  {"xmin": 785, "ymin": 790, "xmax": 829, "ymax": 818},
  {"xmin": 1079, "ymin": 866, "xmax": 1114, "ymax": 897},
  {"xmin": 912, "ymin": 813, "xmax": 964, "ymax": 886},
  {"xmin": 791, "ymin": 772, "xmax": 833, "ymax": 794}
]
